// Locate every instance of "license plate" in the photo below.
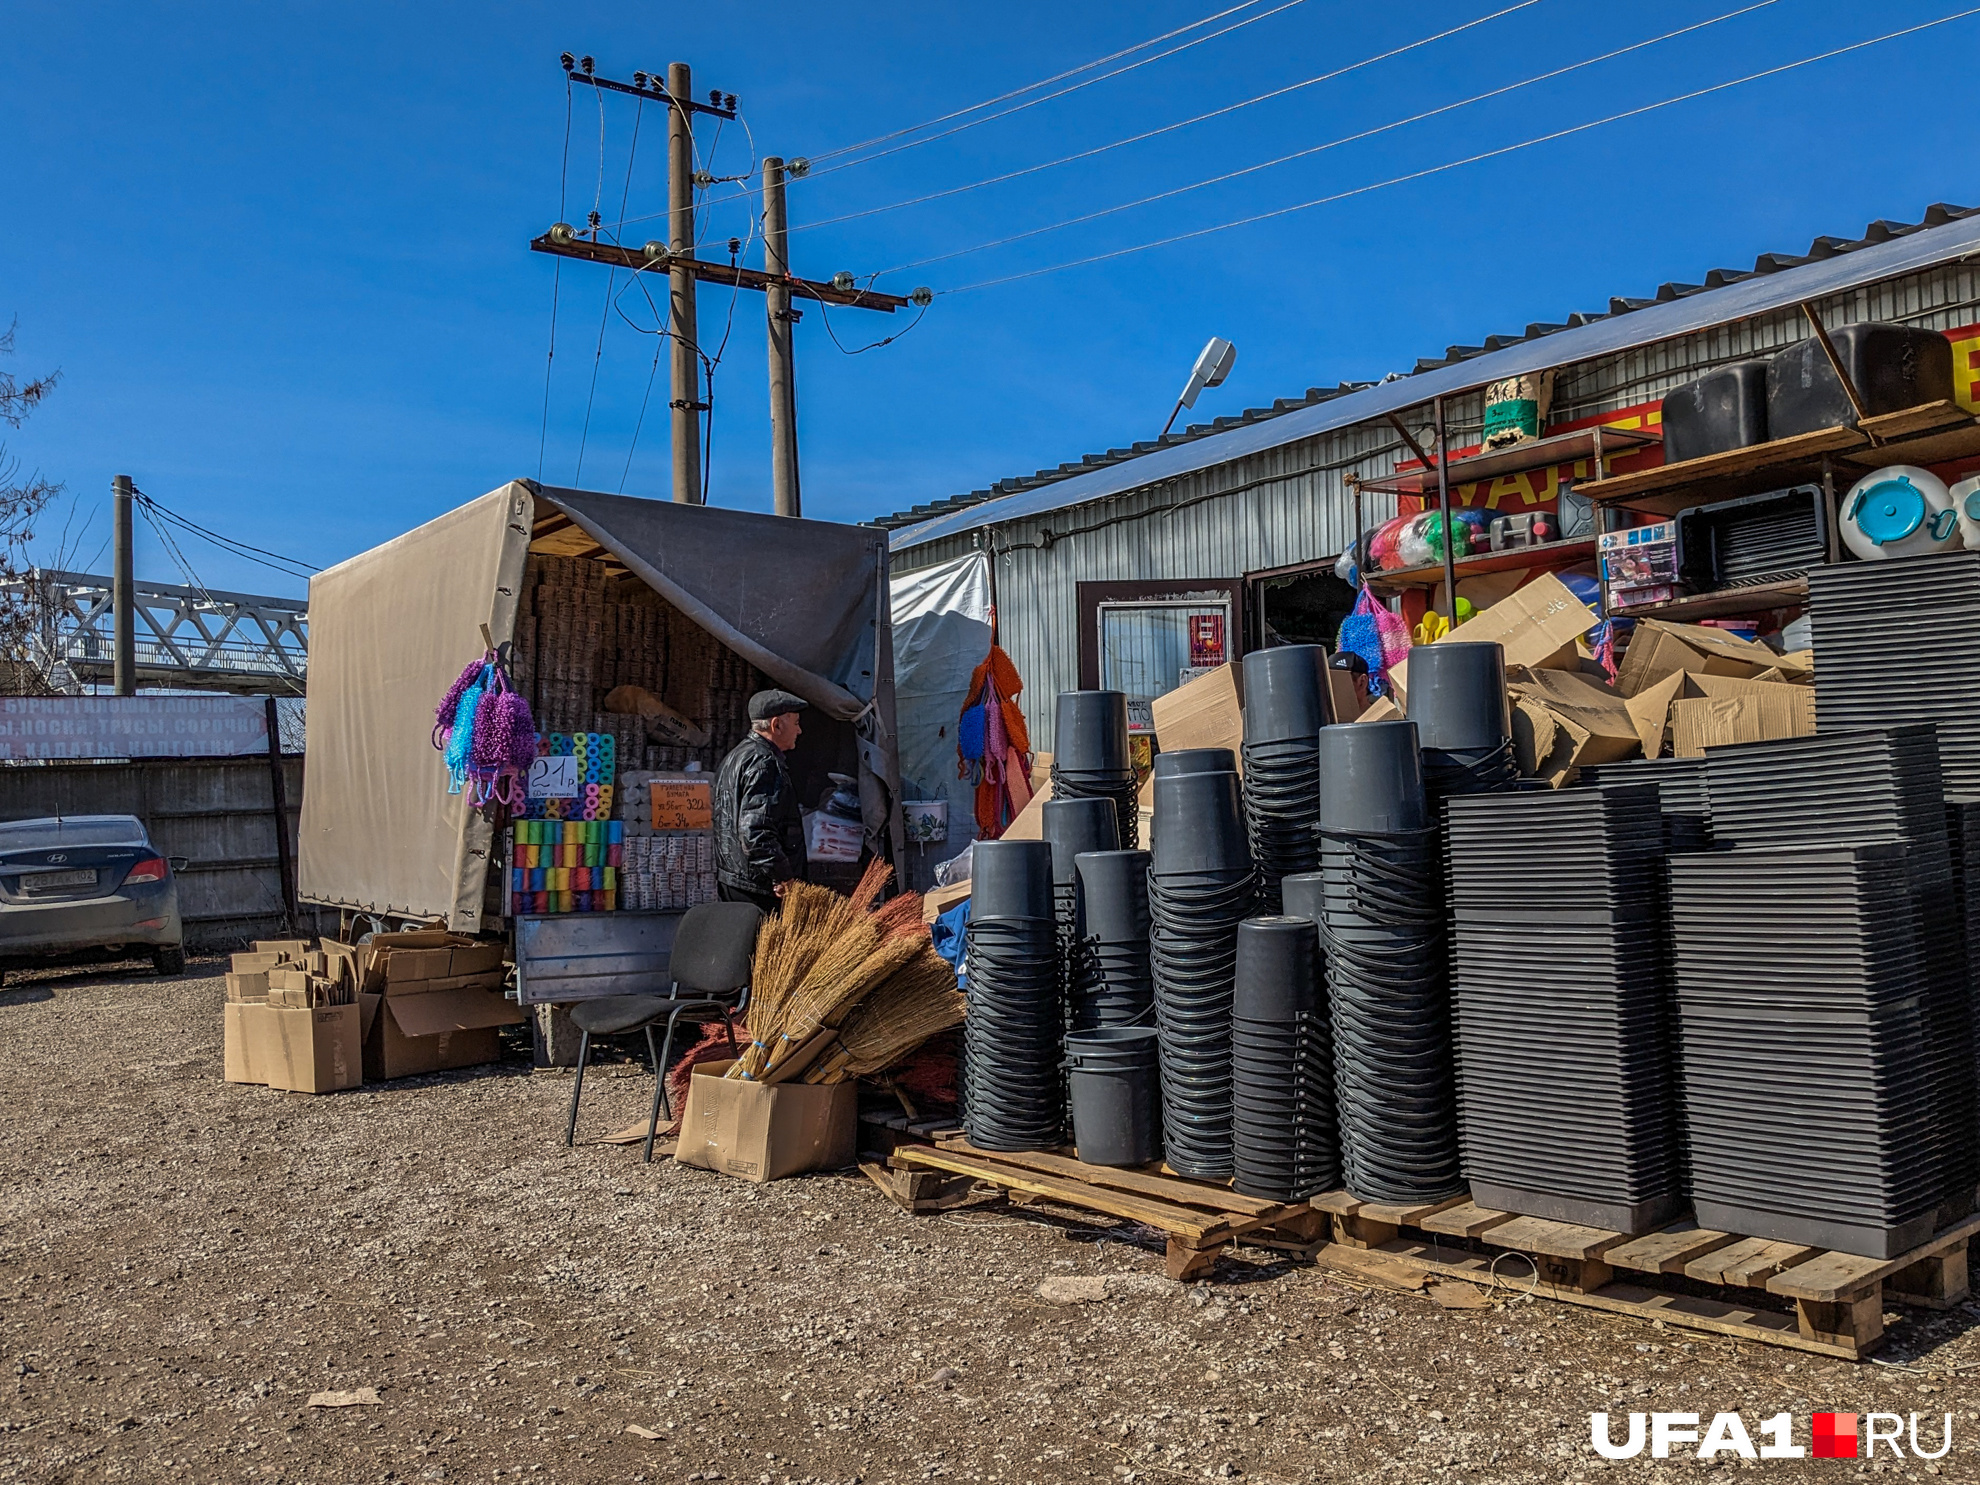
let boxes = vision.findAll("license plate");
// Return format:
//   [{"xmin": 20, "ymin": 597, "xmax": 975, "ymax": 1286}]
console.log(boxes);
[{"xmin": 22, "ymin": 868, "xmax": 97, "ymax": 891}]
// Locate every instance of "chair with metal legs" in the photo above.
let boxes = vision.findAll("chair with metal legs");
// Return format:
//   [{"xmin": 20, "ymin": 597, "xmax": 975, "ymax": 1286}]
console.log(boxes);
[{"xmin": 561, "ymin": 899, "xmax": 764, "ymax": 1161}]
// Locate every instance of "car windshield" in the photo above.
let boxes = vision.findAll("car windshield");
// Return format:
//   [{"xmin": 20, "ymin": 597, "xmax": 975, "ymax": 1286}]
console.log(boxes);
[{"xmin": 0, "ymin": 816, "xmax": 148, "ymax": 850}]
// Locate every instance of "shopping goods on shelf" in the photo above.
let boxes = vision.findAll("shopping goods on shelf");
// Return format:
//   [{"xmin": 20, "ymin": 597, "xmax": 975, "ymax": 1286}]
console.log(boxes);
[
  {"xmin": 509, "ymin": 818, "xmax": 623, "ymax": 915},
  {"xmin": 516, "ymin": 731, "xmax": 617, "ymax": 822}
]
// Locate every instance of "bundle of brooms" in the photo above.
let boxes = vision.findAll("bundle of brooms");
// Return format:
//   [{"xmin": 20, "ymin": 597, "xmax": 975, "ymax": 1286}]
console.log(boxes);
[{"xmin": 726, "ymin": 859, "xmax": 964, "ymax": 1086}]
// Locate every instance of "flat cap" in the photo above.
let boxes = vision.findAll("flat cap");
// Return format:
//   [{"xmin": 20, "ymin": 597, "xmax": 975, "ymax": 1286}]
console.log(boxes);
[{"xmin": 749, "ymin": 688, "xmax": 809, "ymax": 722}]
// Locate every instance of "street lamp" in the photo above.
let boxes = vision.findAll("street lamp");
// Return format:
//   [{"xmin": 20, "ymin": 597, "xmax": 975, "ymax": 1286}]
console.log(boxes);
[{"xmin": 1161, "ymin": 337, "xmax": 1237, "ymax": 438}]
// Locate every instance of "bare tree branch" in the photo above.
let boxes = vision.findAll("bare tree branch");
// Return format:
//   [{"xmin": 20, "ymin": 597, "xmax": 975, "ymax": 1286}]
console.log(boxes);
[{"xmin": 0, "ymin": 319, "xmax": 64, "ymax": 694}]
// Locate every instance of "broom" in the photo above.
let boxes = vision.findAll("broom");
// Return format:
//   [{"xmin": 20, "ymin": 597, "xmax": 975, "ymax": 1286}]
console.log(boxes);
[
  {"xmin": 758, "ymin": 919, "xmax": 926, "ymax": 1075},
  {"xmin": 802, "ymin": 949, "xmax": 964, "ymax": 1083},
  {"xmin": 728, "ymin": 861, "xmax": 900, "ymax": 1079}
]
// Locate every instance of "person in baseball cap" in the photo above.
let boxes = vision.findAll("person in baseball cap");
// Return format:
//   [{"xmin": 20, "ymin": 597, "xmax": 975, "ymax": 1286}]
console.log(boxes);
[{"xmin": 713, "ymin": 689, "xmax": 810, "ymax": 911}]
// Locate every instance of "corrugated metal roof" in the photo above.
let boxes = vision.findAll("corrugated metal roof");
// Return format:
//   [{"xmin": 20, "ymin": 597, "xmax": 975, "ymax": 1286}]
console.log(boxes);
[{"xmin": 880, "ymin": 203, "xmax": 1980, "ymax": 548}]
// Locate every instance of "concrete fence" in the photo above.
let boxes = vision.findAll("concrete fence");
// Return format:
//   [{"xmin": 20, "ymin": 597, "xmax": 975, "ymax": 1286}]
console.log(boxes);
[{"xmin": 0, "ymin": 755, "xmax": 320, "ymax": 947}]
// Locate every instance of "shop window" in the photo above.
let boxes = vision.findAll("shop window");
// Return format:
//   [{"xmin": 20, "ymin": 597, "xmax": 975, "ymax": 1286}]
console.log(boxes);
[{"xmin": 1076, "ymin": 580, "xmax": 1243, "ymax": 704}]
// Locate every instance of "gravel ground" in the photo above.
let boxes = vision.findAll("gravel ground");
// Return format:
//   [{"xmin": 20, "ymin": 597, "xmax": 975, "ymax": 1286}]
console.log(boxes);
[{"xmin": 4, "ymin": 960, "xmax": 1980, "ymax": 1484}]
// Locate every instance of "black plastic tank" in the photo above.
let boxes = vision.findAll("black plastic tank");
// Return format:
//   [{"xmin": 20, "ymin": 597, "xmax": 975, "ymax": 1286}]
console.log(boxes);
[
  {"xmin": 1767, "ymin": 323, "xmax": 1955, "ymax": 439},
  {"xmin": 1661, "ymin": 359, "xmax": 1769, "ymax": 464}
]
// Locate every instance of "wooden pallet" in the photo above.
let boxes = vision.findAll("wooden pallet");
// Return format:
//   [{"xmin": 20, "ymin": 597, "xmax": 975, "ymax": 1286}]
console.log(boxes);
[
  {"xmin": 1310, "ymin": 1190, "xmax": 1980, "ymax": 1360},
  {"xmin": 888, "ymin": 1139, "xmax": 1323, "ymax": 1280}
]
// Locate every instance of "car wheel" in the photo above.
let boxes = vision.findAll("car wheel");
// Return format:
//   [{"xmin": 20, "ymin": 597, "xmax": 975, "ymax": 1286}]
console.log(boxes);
[{"xmin": 154, "ymin": 944, "xmax": 186, "ymax": 976}]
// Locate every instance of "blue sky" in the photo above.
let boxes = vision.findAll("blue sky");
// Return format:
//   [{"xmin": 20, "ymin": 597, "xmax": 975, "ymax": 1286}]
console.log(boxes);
[{"xmin": 4, "ymin": 0, "xmax": 1975, "ymax": 597}]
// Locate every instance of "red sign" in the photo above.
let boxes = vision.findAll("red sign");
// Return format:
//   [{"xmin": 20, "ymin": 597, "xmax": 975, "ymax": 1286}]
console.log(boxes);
[{"xmin": 1188, "ymin": 613, "xmax": 1226, "ymax": 667}]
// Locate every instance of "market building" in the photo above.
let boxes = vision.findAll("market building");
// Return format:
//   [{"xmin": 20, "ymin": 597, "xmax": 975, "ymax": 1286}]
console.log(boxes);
[{"xmin": 876, "ymin": 202, "xmax": 1980, "ymax": 744}]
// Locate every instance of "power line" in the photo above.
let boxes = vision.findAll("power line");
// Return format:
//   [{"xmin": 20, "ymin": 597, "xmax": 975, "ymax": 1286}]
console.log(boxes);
[
  {"xmin": 879, "ymin": 0, "xmax": 1771, "ymax": 278},
  {"xmin": 131, "ymin": 490, "xmax": 319, "ymax": 579},
  {"xmin": 941, "ymin": 6, "xmax": 1980, "ymax": 294},
  {"xmin": 577, "ymin": 93, "xmax": 650, "ymax": 484},
  {"xmin": 806, "ymin": 0, "xmax": 1281, "ymax": 165},
  {"xmin": 800, "ymin": 0, "xmax": 1544, "ymax": 236},
  {"xmin": 617, "ymin": 0, "xmax": 1312, "ymax": 230},
  {"xmin": 538, "ymin": 76, "xmax": 575, "ymax": 480}
]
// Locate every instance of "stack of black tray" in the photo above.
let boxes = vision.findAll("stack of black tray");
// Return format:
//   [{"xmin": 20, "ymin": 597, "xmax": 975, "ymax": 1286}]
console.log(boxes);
[{"xmin": 1444, "ymin": 785, "xmax": 1683, "ymax": 1232}]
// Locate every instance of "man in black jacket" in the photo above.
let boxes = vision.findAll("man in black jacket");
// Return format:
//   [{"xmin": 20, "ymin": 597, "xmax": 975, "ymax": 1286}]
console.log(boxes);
[{"xmin": 713, "ymin": 689, "xmax": 808, "ymax": 913}]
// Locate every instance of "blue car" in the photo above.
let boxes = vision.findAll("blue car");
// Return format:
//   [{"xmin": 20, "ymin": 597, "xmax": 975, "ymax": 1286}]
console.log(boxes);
[{"xmin": 0, "ymin": 814, "xmax": 187, "ymax": 978}]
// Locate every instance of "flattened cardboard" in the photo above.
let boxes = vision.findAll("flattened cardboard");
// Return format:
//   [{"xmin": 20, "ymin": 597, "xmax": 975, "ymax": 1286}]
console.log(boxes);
[
  {"xmin": 384, "ymin": 987, "xmax": 527, "ymax": 1039},
  {"xmin": 1624, "ymin": 671, "xmax": 1815, "ymax": 760},
  {"xmin": 223, "ymin": 1002, "xmax": 267, "ymax": 1083},
  {"xmin": 921, "ymin": 879, "xmax": 971, "ymax": 924},
  {"xmin": 1000, "ymin": 777, "xmax": 1053, "ymax": 841},
  {"xmin": 1391, "ymin": 572, "xmax": 1598, "ymax": 703},
  {"xmin": 1506, "ymin": 666, "xmax": 1641, "ymax": 775},
  {"xmin": 226, "ymin": 970, "xmax": 270, "ymax": 1003},
  {"xmin": 447, "ymin": 941, "xmax": 507, "ymax": 979},
  {"xmin": 231, "ymin": 951, "xmax": 283, "ymax": 975},
  {"xmin": 1625, "ymin": 672, "xmax": 1688, "ymax": 759},
  {"xmin": 1355, "ymin": 696, "xmax": 1402, "ymax": 724},
  {"xmin": 1615, "ymin": 619, "xmax": 1797, "ymax": 697},
  {"xmin": 1672, "ymin": 687, "xmax": 1816, "ymax": 758},
  {"xmin": 1511, "ymin": 694, "xmax": 1584, "ymax": 788},
  {"xmin": 675, "ymin": 1059, "xmax": 857, "ymax": 1183},
  {"xmin": 1148, "ymin": 663, "xmax": 1243, "ymax": 769},
  {"xmin": 253, "ymin": 939, "xmax": 310, "ymax": 960}
]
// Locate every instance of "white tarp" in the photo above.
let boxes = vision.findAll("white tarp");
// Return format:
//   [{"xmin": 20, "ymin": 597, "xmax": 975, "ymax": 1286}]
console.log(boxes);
[
  {"xmin": 890, "ymin": 552, "xmax": 992, "ymax": 886},
  {"xmin": 0, "ymin": 695, "xmax": 270, "ymax": 759}
]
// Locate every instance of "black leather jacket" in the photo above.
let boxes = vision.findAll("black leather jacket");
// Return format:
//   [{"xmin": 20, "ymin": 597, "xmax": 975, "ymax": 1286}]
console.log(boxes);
[{"xmin": 714, "ymin": 733, "xmax": 805, "ymax": 895}]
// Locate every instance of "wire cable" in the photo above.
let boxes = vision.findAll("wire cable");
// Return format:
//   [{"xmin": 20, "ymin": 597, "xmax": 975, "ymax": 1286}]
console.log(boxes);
[
  {"xmin": 577, "ymin": 96, "xmax": 649, "ymax": 484},
  {"xmin": 801, "ymin": 0, "xmax": 1544, "ymax": 236},
  {"xmin": 618, "ymin": 0, "xmax": 1313, "ymax": 230},
  {"xmin": 940, "ymin": 6, "xmax": 1980, "ymax": 294},
  {"xmin": 132, "ymin": 492, "xmax": 319, "ymax": 578},
  {"xmin": 537, "ymin": 77, "xmax": 574, "ymax": 481},
  {"xmin": 807, "ymin": 0, "xmax": 1283, "ymax": 165},
  {"xmin": 877, "ymin": 0, "xmax": 1767, "ymax": 277}
]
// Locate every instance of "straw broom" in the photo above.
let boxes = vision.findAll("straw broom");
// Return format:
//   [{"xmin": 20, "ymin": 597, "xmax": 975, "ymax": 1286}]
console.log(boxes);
[
  {"xmin": 729, "ymin": 861, "xmax": 899, "ymax": 1079},
  {"xmin": 759, "ymin": 928, "xmax": 927, "ymax": 1075},
  {"xmin": 802, "ymin": 949, "xmax": 963, "ymax": 1083}
]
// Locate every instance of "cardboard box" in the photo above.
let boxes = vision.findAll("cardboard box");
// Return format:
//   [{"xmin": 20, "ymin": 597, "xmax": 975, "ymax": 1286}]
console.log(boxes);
[
  {"xmin": 675, "ymin": 1059, "xmax": 858, "ymax": 1182},
  {"xmin": 447, "ymin": 941, "xmax": 507, "ymax": 979},
  {"xmin": 1000, "ymin": 777, "xmax": 1053, "ymax": 841},
  {"xmin": 252, "ymin": 939, "xmax": 311, "ymax": 961},
  {"xmin": 1355, "ymin": 696, "xmax": 1401, "ymax": 724},
  {"xmin": 223, "ymin": 1001, "xmax": 362, "ymax": 1093},
  {"xmin": 225, "ymin": 970, "xmax": 269, "ymax": 1003},
  {"xmin": 1614, "ymin": 620, "xmax": 1806, "ymax": 698},
  {"xmin": 1505, "ymin": 665, "xmax": 1642, "ymax": 785},
  {"xmin": 1149, "ymin": 663, "xmax": 1243, "ymax": 766},
  {"xmin": 363, "ymin": 986, "xmax": 525, "ymax": 1081},
  {"xmin": 231, "ymin": 951, "xmax": 284, "ymax": 975},
  {"xmin": 321, "ymin": 939, "xmax": 361, "ymax": 989},
  {"xmin": 1671, "ymin": 685, "xmax": 1816, "ymax": 758},
  {"xmin": 1625, "ymin": 670, "xmax": 1816, "ymax": 759},
  {"xmin": 921, "ymin": 878, "xmax": 971, "ymax": 924},
  {"xmin": 1391, "ymin": 572, "xmax": 1598, "ymax": 705}
]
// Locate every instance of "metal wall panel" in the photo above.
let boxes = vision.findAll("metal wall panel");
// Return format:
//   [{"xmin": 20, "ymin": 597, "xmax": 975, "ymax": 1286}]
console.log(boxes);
[
  {"xmin": 0, "ymin": 756, "xmax": 309, "ymax": 946},
  {"xmin": 893, "ymin": 263, "xmax": 1980, "ymax": 740}
]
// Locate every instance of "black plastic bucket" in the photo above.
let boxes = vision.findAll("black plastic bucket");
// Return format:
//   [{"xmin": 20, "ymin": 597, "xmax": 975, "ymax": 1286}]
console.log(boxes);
[
  {"xmin": 1153, "ymin": 747, "xmax": 1237, "ymax": 780},
  {"xmin": 970, "ymin": 839, "xmax": 1055, "ymax": 921},
  {"xmin": 1043, "ymin": 797, "xmax": 1122, "ymax": 887},
  {"xmin": 1151, "ymin": 770, "xmax": 1250, "ymax": 875},
  {"xmin": 1318, "ymin": 721, "xmax": 1429, "ymax": 834},
  {"xmin": 1235, "ymin": 916, "xmax": 1321, "ymax": 1024},
  {"xmin": 1280, "ymin": 871, "xmax": 1326, "ymax": 926},
  {"xmin": 1076, "ymin": 849, "xmax": 1152, "ymax": 943},
  {"xmin": 1054, "ymin": 690, "xmax": 1131, "ymax": 775},
  {"xmin": 1243, "ymin": 645, "xmax": 1334, "ymax": 744},
  {"xmin": 1067, "ymin": 1028, "xmax": 1162, "ymax": 1166},
  {"xmin": 1407, "ymin": 642, "xmax": 1510, "ymax": 753}
]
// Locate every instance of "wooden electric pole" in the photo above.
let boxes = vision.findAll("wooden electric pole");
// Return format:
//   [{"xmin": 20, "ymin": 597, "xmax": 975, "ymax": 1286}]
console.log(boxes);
[
  {"xmin": 538, "ymin": 57, "xmax": 926, "ymax": 510},
  {"xmin": 665, "ymin": 61, "xmax": 703, "ymax": 506},
  {"xmin": 763, "ymin": 156, "xmax": 800, "ymax": 518},
  {"xmin": 111, "ymin": 474, "xmax": 136, "ymax": 696}
]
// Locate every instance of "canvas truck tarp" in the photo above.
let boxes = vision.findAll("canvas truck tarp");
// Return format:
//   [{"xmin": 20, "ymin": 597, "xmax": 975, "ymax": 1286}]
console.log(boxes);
[
  {"xmin": 299, "ymin": 485, "xmax": 531, "ymax": 930},
  {"xmin": 889, "ymin": 551, "xmax": 992, "ymax": 887},
  {"xmin": 300, "ymin": 482, "xmax": 901, "ymax": 928}
]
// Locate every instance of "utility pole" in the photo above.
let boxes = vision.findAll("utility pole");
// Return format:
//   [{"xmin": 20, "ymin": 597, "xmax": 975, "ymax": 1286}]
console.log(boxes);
[
  {"xmin": 111, "ymin": 474, "xmax": 136, "ymax": 696},
  {"xmin": 665, "ymin": 61, "xmax": 703, "ymax": 506},
  {"xmin": 763, "ymin": 156, "xmax": 800, "ymax": 517},
  {"xmin": 540, "ymin": 58, "xmax": 930, "ymax": 507}
]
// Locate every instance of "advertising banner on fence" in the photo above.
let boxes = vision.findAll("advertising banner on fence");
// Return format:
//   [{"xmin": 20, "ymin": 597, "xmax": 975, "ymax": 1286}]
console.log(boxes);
[{"xmin": 0, "ymin": 696, "xmax": 271, "ymax": 759}]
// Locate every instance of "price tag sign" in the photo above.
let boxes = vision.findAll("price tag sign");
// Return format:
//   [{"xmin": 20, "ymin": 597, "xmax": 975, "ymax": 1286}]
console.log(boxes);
[
  {"xmin": 650, "ymin": 779, "xmax": 714, "ymax": 830},
  {"xmin": 527, "ymin": 755, "xmax": 581, "ymax": 799}
]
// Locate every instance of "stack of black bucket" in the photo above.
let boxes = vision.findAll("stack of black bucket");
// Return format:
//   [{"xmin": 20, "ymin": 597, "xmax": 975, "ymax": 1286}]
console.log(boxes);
[
  {"xmin": 1310, "ymin": 720, "xmax": 1464, "ymax": 1203},
  {"xmin": 1231, "ymin": 907, "xmax": 1338, "ymax": 1201},
  {"xmin": 960, "ymin": 839, "xmax": 1063, "ymax": 1152},
  {"xmin": 1240, "ymin": 645, "xmax": 1332, "ymax": 914},
  {"xmin": 1052, "ymin": 690, "xmax": 1140, "ymax": 848},
  {"xmin": 1148, "ymin": 750, "xmax": 1256, "ymax": 1178},
  {"xmin": 1411, "ymin": 641, "xmax": 1518, "ymax": 815},
  {"xmin": 1042, "ymin": 796, "xmax": 1120, "ymax": 1004},
  {"xmin": 1069, "ymin": 848, "xmax": 1155, "ymax": 1030}
]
